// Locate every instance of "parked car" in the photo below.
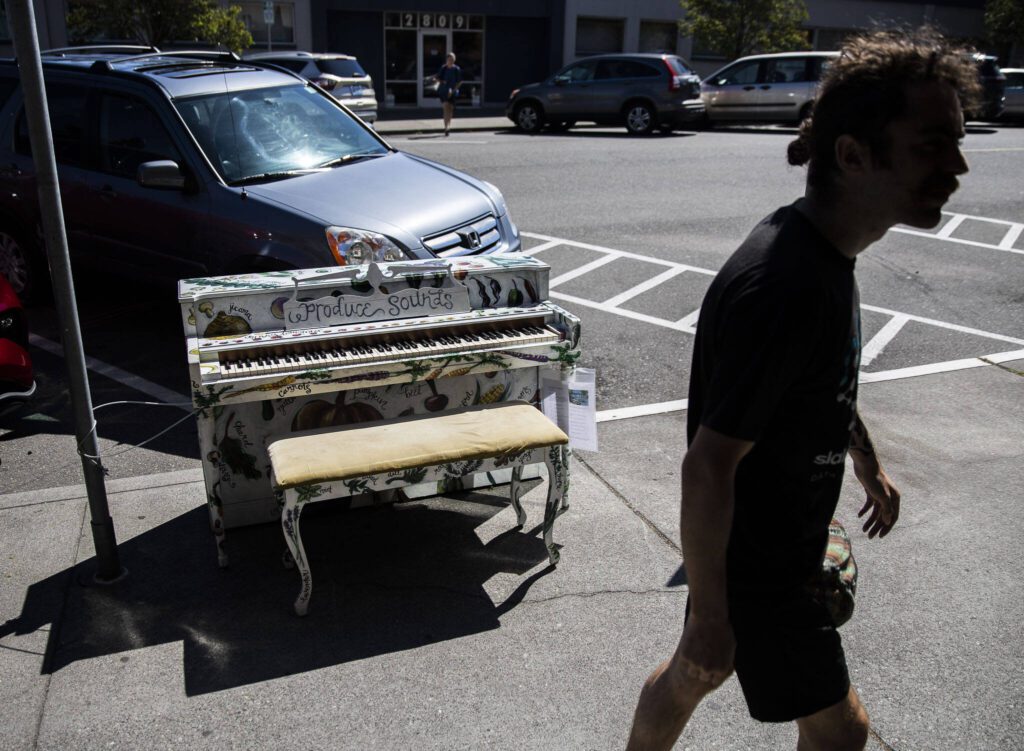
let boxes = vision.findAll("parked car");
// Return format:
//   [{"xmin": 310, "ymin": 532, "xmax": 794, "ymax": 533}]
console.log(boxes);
[
  {"xmin": 0, "ymin": 272, "xmax": 34, "ymax": 403},
  {"xmin": 967, "ymin": 53, "xmax": 1006, "ymax": 121},
  {"xmin": 1000, "ymin": 68, "xmax": 1024, "ymax": 119},
  {"xmin": 700, "ymin": 51, "xmax": 839, "ymax": 125},
  {"xmin": 506, "ymin": 53, "xmax": 704, "ymax": 135},
  {"xmin": 0, "ymin": 48, "xmax": 519, "ymax": 303},
  {"xmin": 243, "ymin": 51, "xmax": 378, "ymax": 125}
]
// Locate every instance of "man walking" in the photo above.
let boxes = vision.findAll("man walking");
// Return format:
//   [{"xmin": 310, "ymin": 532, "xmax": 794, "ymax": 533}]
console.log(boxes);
[{"xmin": 626, "ymin": 29, "xmax": 979, "ymax": 751}]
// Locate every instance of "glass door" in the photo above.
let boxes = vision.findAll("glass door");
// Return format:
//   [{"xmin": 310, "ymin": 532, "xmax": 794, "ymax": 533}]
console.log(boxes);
[{"xmin": 418, "ymin": 30, "xmax": 451, "ymax": 107}]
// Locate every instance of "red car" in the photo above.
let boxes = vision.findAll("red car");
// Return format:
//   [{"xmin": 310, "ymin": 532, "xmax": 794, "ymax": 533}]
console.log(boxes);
[{"xmin": 0, "ymin": 273, "xmax": 34, "ymax": 402}]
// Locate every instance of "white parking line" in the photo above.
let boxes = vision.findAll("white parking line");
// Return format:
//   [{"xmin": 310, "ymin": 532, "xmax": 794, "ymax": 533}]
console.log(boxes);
[
  {"xmin": 602, "ymin": 266, "xmax": 689, "ymax": 308},
  {"xmin": 860, "ymin": 314, "xmax": 910, "ymax": 368},
  {"xmin": 29, "ymin": 334, "xmax": 191, "ymax": 411},
  {"xmin": 525, "ymin": 230, "xmax": 1024, "ymax": 423},
  {"xmin": 891, "ymin": 211, "xmax": 1024, "ymax": 255}
]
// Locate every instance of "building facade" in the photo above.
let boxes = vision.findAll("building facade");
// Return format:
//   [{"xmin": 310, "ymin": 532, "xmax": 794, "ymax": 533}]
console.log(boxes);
[{"xmin": 2, "ymin": 0, "xmax": 1013, "ymax": 109}]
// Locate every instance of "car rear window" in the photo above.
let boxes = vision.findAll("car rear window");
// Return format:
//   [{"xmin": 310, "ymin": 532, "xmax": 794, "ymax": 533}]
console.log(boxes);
[
  {"xmin": 317, "ymin": 59, "xmax": 367, "ymax": 78},
  {"xmin": 596, "ymin": 60, "xmax": 660, "ymax": 80},
  {"xmin": 14, "ymin": 84, "xmax": 90, "ymax": 167},
  {"xmin": 665, "ymin": 57, "xmax": 695, "ymax": 75},
  {"xmin": 266, "ymin": 59, "xmax": 309, "ymax": 74}
]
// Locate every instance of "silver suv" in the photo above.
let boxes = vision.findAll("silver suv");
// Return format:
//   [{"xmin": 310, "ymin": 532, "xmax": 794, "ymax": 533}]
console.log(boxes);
[
  {"xmin": 701, "ymin": 51, "xmax": 838, "ymax": 125},
  {"xmin": 506, "ymin": 53, "xmax": 704, "ymax": 135},
  {"xmin": 0, "ymin": 49, "xmax": 518, "ymax": 302},
  {"xmin": 244, "ymin": 51, "xmax": 378, "ymax": 125}
]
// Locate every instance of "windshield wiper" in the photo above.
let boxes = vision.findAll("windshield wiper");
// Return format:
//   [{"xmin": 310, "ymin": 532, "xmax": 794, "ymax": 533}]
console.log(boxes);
[
  {"xmin": 316, "ymin": 151, "xmax": 388, "ymax": 168},
  {"xmin": 228, "ymin": 168, "xmax": 321, "ymax": 186}
]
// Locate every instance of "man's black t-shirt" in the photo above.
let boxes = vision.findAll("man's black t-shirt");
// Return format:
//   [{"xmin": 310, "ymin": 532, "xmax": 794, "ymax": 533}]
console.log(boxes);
[{"xmin": 687, "ymin": 203, "xmax": 861, "ymax": 595}]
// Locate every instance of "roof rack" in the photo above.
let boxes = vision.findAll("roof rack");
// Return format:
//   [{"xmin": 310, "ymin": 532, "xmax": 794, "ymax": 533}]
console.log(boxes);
[
  {"xmin": 85, "ymin": 49, "xmax": 243, "ymax": 73},
  {"xmin": 42, "ymin": 44, "xmax": 161, "ymax": 56}
]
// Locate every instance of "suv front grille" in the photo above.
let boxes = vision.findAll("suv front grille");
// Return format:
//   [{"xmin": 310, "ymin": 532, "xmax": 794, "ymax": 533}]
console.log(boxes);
[{"xmin": 423, "ymin": 214, "xmax": 501, "ymax": 257}]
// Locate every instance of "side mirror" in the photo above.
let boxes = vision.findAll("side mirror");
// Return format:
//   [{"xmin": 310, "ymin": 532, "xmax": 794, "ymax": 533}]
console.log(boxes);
[
  {"xmin": 137, "ymin": 160, "xmax": 186, "ymax": 190},
  {"xmin": 553, "ymin": 76, "xmax": 569, "ymax": 86}
]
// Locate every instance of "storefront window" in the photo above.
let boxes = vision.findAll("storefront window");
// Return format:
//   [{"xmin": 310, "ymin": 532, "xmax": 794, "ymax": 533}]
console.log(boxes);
[{"xmin": 384, "ymin": 11, "xmax": 484, "ymax": 107}]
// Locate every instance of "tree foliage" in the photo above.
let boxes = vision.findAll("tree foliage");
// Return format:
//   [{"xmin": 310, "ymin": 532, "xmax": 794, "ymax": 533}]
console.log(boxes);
[
  {"xmin": 984, "ymin": 0, "xmax": 1024, "ymax": 46},
  {"xmin": 66, "ymin": 0, "xmax": 253, "ymax": 53},
  {"xmin": 678, "ymin": 0, "xmax": 810, "ymax": 61}
]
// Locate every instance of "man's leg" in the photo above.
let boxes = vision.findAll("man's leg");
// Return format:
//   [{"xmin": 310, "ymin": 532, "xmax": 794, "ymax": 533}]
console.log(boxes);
[
  {"xmin": 625, "ymin": 641, "xmax": 728, "ymax": 751},
  {"xmin": 795, "ymin": 686, "xmax": 870, "ymax": 751},
  {"xmin": 443, "ymin": 102, "xmax": 453, "ymax": 131}
]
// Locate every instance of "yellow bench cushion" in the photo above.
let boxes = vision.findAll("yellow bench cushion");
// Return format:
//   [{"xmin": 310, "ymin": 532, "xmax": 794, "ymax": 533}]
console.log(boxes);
[{"xmin": 267, "ymin": 401, "xmax": 568, "ymax": 490}]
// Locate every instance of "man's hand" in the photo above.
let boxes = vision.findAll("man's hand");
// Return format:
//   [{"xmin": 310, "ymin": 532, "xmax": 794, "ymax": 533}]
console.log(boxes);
[
  {"xmin": 675, "ymin": 613, "xmax": 735, "ymax": 689},
  {"xmin": 852, "ymin": 454, "xmax": 901, "ymax": 539}
]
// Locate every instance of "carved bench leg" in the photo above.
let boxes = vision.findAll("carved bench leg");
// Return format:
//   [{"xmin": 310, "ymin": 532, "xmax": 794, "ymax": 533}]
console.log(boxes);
[
  {"xmin": 542, "ymin": 444, "xmax": 567, "ymax": 565},
  {"xmin": 558, "ymin": 445, "xmax": 571, "ymax": 516},
  {"xmin": 281, "ymin": 489, "xmax": 313, "ymax": 616},
  {"xmin": 509, "ymin": 465, "xmax": 527, "ymax": 527}
]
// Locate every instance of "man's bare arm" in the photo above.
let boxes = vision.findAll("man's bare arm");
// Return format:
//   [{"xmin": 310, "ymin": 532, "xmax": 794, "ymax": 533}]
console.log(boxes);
[
  {"xmin": 848, "ymin": 410, "xmax": 901, "ymax": 538},
  {"xmin": 677, "ymin": 426, "xmax": 753, "ymax": 678}
]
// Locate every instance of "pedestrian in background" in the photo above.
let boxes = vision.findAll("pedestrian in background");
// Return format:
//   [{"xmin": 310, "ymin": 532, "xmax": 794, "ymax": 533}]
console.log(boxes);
[
  {"xmin": 433, "ymin": 52, "xmax": 462, "ymax": 136},
  {"xmin": 625, "ymin": 28, "xmax": 978, "ymax": 751}
]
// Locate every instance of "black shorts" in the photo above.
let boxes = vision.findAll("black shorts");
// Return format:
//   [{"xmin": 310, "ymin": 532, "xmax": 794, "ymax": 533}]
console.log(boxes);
[{"xmin": 686, "ymin": 589, "xmax": 850, "ymax": 722}]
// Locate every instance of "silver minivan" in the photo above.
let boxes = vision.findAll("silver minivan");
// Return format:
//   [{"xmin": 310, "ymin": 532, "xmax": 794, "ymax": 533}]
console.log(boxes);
[{"xmin": 701, "ymin": 51, "xmax": 838, "ymax": 124}]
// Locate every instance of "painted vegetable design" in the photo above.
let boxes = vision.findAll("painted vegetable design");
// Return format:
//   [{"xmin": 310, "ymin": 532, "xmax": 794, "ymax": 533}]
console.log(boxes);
[
  {"xmin": 204, "ymin": 311, "xmax": 252, "ymax": 337},
  {"xmin": 217, "ymin": 412, "xmax": 261, "ymax": 480},
  {"xmin": 474, "ymin": 279, "xmax": 491, "ymax": 307},
  {"xmin": 507, "ymin": 280, "xmax": 523, "ymax": 307},
  {"xmin": 290, "ymin": 390, "xmax": 384, "ymax": 431}
]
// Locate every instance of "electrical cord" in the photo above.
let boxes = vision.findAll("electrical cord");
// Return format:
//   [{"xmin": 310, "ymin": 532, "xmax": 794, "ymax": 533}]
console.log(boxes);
[{"xmin": 75, "ymin": 400, "xmax": 199, "ymax": 466}]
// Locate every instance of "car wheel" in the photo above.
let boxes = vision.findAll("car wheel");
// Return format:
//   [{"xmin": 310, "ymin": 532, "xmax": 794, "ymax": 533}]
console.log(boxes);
[
  {"xmin": 547, "ymin": 120, "xmax": 575, "ymax": 132},
  {"xmin": 625, "ymin": 102, "xmax": 655, "ymax": 135},
  {"xmin": 514, "ymin": 102, "xmax": 544, "ymax": 133},
  {"xmin": 0, "ymin": 227, "xmax": 45, "ymax": 304}
]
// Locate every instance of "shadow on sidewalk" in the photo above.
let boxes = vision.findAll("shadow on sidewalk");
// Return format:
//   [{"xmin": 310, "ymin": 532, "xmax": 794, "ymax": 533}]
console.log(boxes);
[{"xmin": 2, "ymin": 490, "xmax": 554, "ymax": 695}]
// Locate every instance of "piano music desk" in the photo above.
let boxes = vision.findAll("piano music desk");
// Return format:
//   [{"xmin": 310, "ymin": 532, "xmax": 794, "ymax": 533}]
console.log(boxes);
[{"xmin": 267, "ymin": 401, "xmax": 570, "ymax": 616}]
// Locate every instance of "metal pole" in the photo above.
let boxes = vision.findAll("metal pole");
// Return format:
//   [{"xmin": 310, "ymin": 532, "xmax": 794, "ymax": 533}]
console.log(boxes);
[{"xmin": 7, "ymin": 0, "xmax": 124, "ymax": 582}]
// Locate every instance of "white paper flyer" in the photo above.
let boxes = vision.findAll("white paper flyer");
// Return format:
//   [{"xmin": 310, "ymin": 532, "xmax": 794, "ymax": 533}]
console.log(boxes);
[{"xmin": 541, "ymin": 367, "xmax": 598, "ymax": 451}]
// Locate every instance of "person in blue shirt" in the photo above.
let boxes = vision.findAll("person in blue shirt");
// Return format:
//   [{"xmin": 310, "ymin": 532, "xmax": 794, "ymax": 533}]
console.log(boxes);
[{"xmin": 433, "ymin": 52, "xmax": 462, "ymax": 136}]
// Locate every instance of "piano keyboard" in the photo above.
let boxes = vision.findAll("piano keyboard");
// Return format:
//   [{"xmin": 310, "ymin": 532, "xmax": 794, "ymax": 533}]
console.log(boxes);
[{"xmin": 215, "ymin": 324, "xmax": 560, "ymax": 379}]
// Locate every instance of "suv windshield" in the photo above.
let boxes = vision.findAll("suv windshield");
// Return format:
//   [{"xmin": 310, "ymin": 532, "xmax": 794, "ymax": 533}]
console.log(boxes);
[{"xmin": 175, "ymin": 83, "xmax": 386, "ymax": 184}]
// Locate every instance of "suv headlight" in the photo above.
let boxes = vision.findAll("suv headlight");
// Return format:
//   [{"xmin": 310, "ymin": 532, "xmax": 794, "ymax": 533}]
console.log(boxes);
[{"xmin": 325, "ymin": 226, "xmax": 409, "ymax": 265}]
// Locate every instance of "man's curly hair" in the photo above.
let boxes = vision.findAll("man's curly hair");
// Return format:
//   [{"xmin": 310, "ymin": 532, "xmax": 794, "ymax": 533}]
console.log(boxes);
[{"xmin": 787, "ymin": 27, "xmax": 981, "ymax": 191}]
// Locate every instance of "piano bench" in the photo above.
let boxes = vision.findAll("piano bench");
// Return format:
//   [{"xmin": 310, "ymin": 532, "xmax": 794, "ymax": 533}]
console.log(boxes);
[{"xmin": 267, "ymin": 401, "xmax": 570, "ymax": 616}]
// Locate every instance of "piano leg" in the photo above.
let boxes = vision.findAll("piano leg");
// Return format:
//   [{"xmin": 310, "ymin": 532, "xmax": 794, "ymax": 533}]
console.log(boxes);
[
  {"xmin": 509, "ymin": 465, "xmax": 527, "ymax": 527},
  {"xmin": 281, "ymin": 489, "xmax": 313, "ymax": 616},
  {"xmin": 542, "ymin": 444, "xmax": 568, "ymax": 565}
]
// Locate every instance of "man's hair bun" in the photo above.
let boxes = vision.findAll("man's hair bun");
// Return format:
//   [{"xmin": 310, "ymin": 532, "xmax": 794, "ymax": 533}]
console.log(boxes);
[{"xmin": 787, "ymin": 121, "xmax": 813, "ymax": 166}]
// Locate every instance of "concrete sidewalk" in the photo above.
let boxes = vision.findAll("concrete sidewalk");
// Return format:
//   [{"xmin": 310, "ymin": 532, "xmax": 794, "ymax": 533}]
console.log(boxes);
[
  {"xmin": 374, "ymin": 108, "xmax": 511, "ymax": 136},
  {"xmin": 1, "ymin": 360, "xmax": 1021, "ymax": 749}
]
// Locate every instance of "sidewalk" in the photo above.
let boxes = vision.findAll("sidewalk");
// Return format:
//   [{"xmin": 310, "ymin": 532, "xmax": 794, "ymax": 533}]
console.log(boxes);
[
  {"xmin": 1, "ymin": 360, "xmax": 1021, "ymax": 749},
  {"xmin": 373, "ymin": 106, "xmax": 511, "ymax": 136}
]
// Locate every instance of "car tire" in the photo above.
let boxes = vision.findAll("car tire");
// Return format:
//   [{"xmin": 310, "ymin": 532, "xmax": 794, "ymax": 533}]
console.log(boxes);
[
  {"xmin": 624, "ymin": 101, "xmax": 656, "ymax": 135},
  {"xmin": 514, "ymin": 102, "xmax": 544, "ymax": 133},
  {"xmin": 0, "ymin": 226, "xmax": 47, "ymax": 304}
]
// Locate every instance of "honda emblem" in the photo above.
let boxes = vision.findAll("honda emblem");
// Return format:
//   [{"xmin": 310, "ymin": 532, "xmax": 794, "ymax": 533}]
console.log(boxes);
[{"xmin": 459, "ymin": 229, "xmax": 482, "ymax": 249}]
